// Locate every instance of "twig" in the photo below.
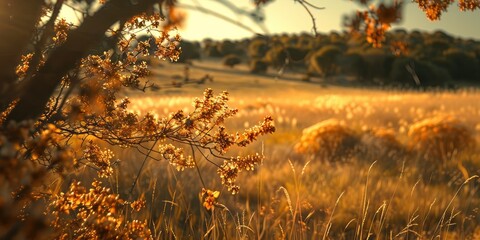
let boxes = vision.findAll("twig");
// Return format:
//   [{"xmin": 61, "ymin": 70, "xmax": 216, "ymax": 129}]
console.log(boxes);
[
  {"xmin": 190, "ymin": 143, "xmax": 207, "ymax": 188},
  {"xmin": 294, "ymin": 0, "xmax": 323, "ymax": 36},
  {"xmin": 177, "ymin": 3, "xmax": 268, "ymax": 34},
  {"xmin": 129, "ymin": 140, "xmax": 158, "ymax": 196}
]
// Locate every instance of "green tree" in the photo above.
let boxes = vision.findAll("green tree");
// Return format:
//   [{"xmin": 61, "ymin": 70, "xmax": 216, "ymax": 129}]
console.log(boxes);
[
  {"xmin": 308, "ymin": 45, "xmax": 342, "ymax": 78},
  {"xmin": 248, "ymin": 38, "xmax": 270, "ymax": 59},
  {"xmin": 223, "ymin": 53, "xmax": 242, "ymax": 68},
  {"xmin": 389, "ymin": 57, "xmax": 452, "ymax": 87},
  {"xmin": 443, "ymin": 48, "xmax": 480, "ymax": 81}
]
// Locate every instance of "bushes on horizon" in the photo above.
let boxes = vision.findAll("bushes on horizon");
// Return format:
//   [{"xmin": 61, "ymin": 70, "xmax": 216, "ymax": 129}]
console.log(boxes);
[
  {"xmin": 337, "ymin": 52, "xmax": 369, "ymax": 82},
  {"xmin": 443, "ymin": 48, "xmax": 480, "ymax": 81},
  {"xmin": 231, "ymin": 31, "xmax": 480, "ymax": 86},
  {"xmin": 389, "ymin": 57, "xmax": 452, "ymax": 87},
  {"xmin": 407, "ymin": 30, "xmax": 424, "ymax": 46},
  {"xmin": 169, "ymin": 32, "xmax": 480, "ymax": 87},
  {"xmin": 279, "ymin": 33, "xmax": 297, "ymax": 45},
  {"xmin": 296, "ymin": 33, "xmax": 315, "ymax": 49},
  {"xmin": 432, "ymin": 30, "xmax": 454, "ymax": 42},
  {"xmin": 217, "ymin": 40, "xmax": 239, "ymax": 56},
  {"xmin": 285, "ymin": 46, "xmax": 309, "ymax": 68},
  {"xmin": 264, "ymin": 45, "xmax": 288, "ymax": 68},
  {"xmin": 248, "ymin": 38, "xmax": 270, "ymax": 59},
  {"xmin": 357, "ymin": 51, "xmax": 395, "ymax": 83},
  {"xmin": 308, "ymin": 45, "xmax": 343, "ymax": 77},
  {"xmin": 430, "ymin": 57, "xmax": 454, "ymax": 73},
  {"xmin": 222, "ymin": 54, "xmax": 242, "ymax": 68},
  {"xmin": 203, "ymin": 39, "xmax": 223, "ymax": 57},
  {"xmin": 249, "ymin": 59, "xmax": 268, "ymax": 74},
  {"xmin": 177, "ymin": 40, "xmax": 201, "ymax": 63},
  {"xmin": 422, "ymin": 38, "xmax": 451, "ymax": 58},
  {"xmin": 264, "ymin": 45, "xmax": 309, "ymax": 69}
]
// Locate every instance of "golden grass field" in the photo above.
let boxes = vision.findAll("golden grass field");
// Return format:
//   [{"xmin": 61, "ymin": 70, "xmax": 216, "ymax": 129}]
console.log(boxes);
[{"xmin": 100, "ymin": 59, "xmax": 480, "ymax": 239}]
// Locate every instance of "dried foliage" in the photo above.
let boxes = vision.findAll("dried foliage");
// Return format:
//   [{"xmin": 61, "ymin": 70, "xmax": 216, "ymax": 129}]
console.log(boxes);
[
  {"xmin": 345, "ymin": 1, "xmax": 403, "ymax": 47},
  {"xmin": 390, "ymin": 40, "xmax": 409, "ymax": 57},
  {"xmin": 49, "ymin": 181, "xmax": 152, "ymax": 239},
  {"xmin": 408, "ymin": 115, "xmax": 476, "ymax": 163},
  {"xmin": 201, "ymin": 188, "xmax": 220, "ymax": 211},
  {"xmin": 0, "ymin": 1, "xmax": 274, "ymax": 238},
  {"xmin": 347, "ymin": 0, "xmax": 480, "ymax": 47},
  {"xmin": 359, "ymin": 127, "xmax": 406, "ymax": 162},
  {"xmin": 295, "ymin": 119, "xmax": 359, "ymax": 162}
]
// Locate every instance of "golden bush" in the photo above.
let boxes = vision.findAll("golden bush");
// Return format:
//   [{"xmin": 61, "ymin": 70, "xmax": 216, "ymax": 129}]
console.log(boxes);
[
  {"xmin": 359, "ymin": 127, "xmax": 406, "ymax": 163},
  {"xmin": 295, "ymin": 119, "xmax": 359, "ymax": 162},
  {"xmin": 408, "ymin": 115, "xmax": 476, "ymax": 163}
]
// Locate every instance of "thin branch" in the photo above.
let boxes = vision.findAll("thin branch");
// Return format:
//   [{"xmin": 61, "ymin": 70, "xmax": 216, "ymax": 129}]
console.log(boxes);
[
  {"xmin": 294, "ymin": 0, "xmax": 321, "ymax": 37},
  {"xmin": 301, "ymin": 0, "xmax": 325, "ymax": 10},
  {"xmin": 129, "ymin": 140, "xmax": 158, "ymax": 196},
  {"xmin": 177, "ymin": 3, "xmax": 268, "ymax": 35},
  {"xmin": 190, "ymin": 143, "xmax": 207, "ymax": 188}
]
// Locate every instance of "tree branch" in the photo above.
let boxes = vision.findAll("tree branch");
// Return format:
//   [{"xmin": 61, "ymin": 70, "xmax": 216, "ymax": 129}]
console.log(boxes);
[
  {"xmin": 5, "ymin": 0, "xmax": 160, "ymax": 124},
  {"xmin": 26, "ymin": 0, "xmax": 65, "ymax": 80},
  {"xmin": 0, "ymin": 0, "xmax": 44, "ymax": 99}
]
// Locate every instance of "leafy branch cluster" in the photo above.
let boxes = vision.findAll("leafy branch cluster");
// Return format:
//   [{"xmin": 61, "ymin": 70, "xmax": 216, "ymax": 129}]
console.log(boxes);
[
  {"xmin": 49, "ymin": 180, "xmax": 152, "ymax": 239},
  {"xmin": 346, "ymin": 0, "xmax": 480, "ymax": 47},
  {"xmin": 0, "ymin": 1, "xmax": 274, "ymax": 239}
]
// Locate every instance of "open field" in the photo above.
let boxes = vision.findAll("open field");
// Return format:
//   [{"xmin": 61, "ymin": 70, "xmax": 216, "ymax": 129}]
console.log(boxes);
[{"xmin": 91, "ymin": 60, "xmax": 480, "ymax": 239}]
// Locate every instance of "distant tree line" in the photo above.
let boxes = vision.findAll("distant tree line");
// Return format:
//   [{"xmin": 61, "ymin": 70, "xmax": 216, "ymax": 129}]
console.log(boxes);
[{"xmin": 140, "ymin": 30, "xmax": 480, "ymax": 88}]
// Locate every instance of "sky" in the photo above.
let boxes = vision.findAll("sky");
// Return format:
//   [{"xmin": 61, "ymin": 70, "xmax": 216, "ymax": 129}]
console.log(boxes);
[{"xmin": 176, "ymin": 0, "xmax": 480, "ymax": 41}]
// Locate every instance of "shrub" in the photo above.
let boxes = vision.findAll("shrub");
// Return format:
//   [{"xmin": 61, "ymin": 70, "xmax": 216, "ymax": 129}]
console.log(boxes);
[
  {"xmin": 423, "ymin": 38, "xmax": 451, "ymax": 58},
  {"xmin": 248, "ymin": 39, "xmax": 269, "ymax": 59},
  {"xmin": 308, "ymin": 45, "xmax": 342, "ymax": 77},
  {"xmin": 408, "ymin": 116, "xmax": 476, "ymax": 164},
  {"xmin": 443, "ymin": 48, "xmax": 480, "ymax": 81},
  {"xmin": 296, "ymin": 33, "xmax": 315, "ymax": 48},
  {"xmin": 280, "ymin": 33, "xmax": 298, "ymax": 46},
  {"xmin": 203, "ymin": 40, "xmax": 223, "ymax": 57},
  {"xmin": 359, "ymin": 128, "xmax": 406, "ymax": 164},
  {"xmin": 264, "ymin": 45, "xmax": 287, "ymax": 68},
  {"xmin": 217, "ymin": 40, "xmax": 238, "ymax": 56},
  {"xmin": 389, "ymin": 57, "xmax": 452, "ymax": 87},
  {"xmin": 295, "ymin": 119, "xmax": 359, "ymax": 162},
  {"xmin": 407, "ymin": 30, "xmax": 424, "ymax": 47},
  {"xmin": 222, "ymin": 54, "xmax": 242, "ymax": 68},
  {"xmin": 337, "ymin": 52, "xmax": 369, "ymax": 82},
  {"xmin": 360, "ymin": 52, "xmax": 395, "ymax": 83},
  {"xmin": 264, "ymin": 45, "xmax": 308, "ymax": 69},
  {"xmin": 250, "ymin": 59, "xmax": 268, "ymax": 74},
  {"xmin": 177, "ymin": 40, "xmax": 201, "ymax": 63}
]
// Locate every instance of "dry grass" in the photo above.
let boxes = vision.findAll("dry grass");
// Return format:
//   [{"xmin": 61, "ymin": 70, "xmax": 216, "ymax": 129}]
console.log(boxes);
[
  {"xmin": 408, "ymin": 115, "xmax": 476, "ymax": 164},
  {"xmin": 294, "ymin": 119, "xmax": 359, "ymax": 162},
  {"xmin": 73, "ymin": 60, "xmax": 480, "ymax": 239}
]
